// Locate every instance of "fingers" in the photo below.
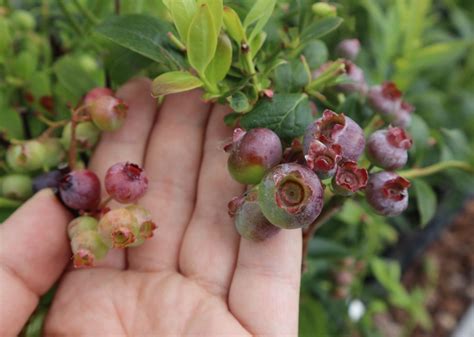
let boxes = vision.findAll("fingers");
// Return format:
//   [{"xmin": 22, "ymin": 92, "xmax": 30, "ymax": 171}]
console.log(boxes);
[
  {"xmin": 127, "ymin": 90, "xmax": 211, "ymax": 271},
  {"xmin": 88, "ymin": 77, "xmax": 158, "ymax": 269},
  {"xmin": 0, "ymin": 190, "xmax": 72, "ymax": 337},
  {"xmin": 179, "ymin": 104, "xmax": 244, "ymax": 297},
  {"xmin": 229, "ymin": 230, "xmax": 302, "ymax": 336}
]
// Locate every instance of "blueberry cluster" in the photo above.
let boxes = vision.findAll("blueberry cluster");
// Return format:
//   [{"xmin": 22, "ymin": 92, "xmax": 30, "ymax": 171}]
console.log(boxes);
[
  {"xmin": 226, "ymin": 50, "xmax": 415, "ymax": 241},
  {"xmin": 0, "ymin": 87, "xmax": 156, "ymax": 268}
]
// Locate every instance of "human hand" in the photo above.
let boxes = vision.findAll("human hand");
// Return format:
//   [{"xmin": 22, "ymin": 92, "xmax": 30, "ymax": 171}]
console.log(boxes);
[{"xmin": 0, "ymin": 78, "xmax": 302, "ymax": 337}]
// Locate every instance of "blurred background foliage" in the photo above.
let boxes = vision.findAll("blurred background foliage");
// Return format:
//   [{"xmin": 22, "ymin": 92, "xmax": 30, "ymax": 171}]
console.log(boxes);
[{"xmin": 0, "ymin": 1, "xmax": 473, "ymax": 336}]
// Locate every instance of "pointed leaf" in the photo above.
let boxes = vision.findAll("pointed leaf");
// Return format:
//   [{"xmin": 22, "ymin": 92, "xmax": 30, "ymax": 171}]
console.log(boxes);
[
  {"xmin": 170, "ymin": 0, "xmax": 197, "ymax": 42},
  {"xmin": 247, "ymin": 0, "xmax": 276, "ymax": 41},
  {"xmin": 250, "ymin": 31, "xmax": 266, "ymax": 58},
  {"xmin": 413, "ymin": 179, "xmax": 437, "ymax": 227},
  {"xmin": 152, "ymin": 71, "xmax": 203, "ymax": 97},
  {"xmin": 223, "ymin": 6, "xmax": 246, "ymax": 43},
  {"xmin": 95, "ymin": 15, "xmax": 180, "ymax": 68},
  {"xmin": 301, "ymin": 16, "xmax": 343, "ymax": 42},
  {"xmin": 243, "ymin": 0, "xmax": 276, "ymax": 29},
  {"xmin": 205, "ymin": 34, "xmax": 232, "ymax": 85},
  {"xmin": 240, "ymin": 94, "xmax": 312, "ymax": 141},
  {"xmin": 199, "ymin": 0, "xmax": 223, "ymax": 38},
  {"xmin": 187, "ymin": 4, "xmax": 218, "ymax": 76}
]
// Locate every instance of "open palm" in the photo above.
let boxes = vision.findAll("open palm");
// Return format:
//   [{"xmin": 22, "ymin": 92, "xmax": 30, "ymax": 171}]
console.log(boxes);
[{"xmin": 0, "ymin": 78, "xmax": 301, "ymax": 337}]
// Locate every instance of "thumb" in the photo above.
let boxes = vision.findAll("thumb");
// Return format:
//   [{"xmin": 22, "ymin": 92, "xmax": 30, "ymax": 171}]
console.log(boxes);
[{"xmin": 0, "ymin": 189, "xmax": 71, "ymax": 337}]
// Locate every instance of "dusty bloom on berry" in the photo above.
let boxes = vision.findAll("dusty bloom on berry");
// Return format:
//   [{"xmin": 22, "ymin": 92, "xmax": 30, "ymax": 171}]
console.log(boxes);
[
  {"xmin": 303, "ymin": 110, "xmax": 365, "ymax": 162},
  {"xmin": 304, "ymin": 140, "xmax": 342, "ymax": 179},
  {"xmin": 231, "ymin": 189, "xmax": 280, "ymax": 242},
  {"xmin": 258, "ymin": 163, "xmax": 324, "ymax": 229},
  {"xmin": 367, "ymin": 82, "xmax": 414, "ymax": 128},
  {"xmin": 335, "ymin": 39, "xmax": 360, "ymax": 61},
  {"xmin": 336, "ymin": 61, "xmax": 368, "ymax": 96},
  {"xmin": 332, "ymin": 161, "xmax": 368, "ymax": 196},
  {"xmin": 105, "ymin": 162, "xmax": 148, "ymax": 204},
  {"xmin": 365, "ymin": 171, "xmax": 411, "ymax": 216},
  {"xmin": 367, "ymin": 127, "xmax": 413, "ymax": 170},
  {"xmin": 227, "ymin": 128, "xmax": 283, "ymax": 185}
]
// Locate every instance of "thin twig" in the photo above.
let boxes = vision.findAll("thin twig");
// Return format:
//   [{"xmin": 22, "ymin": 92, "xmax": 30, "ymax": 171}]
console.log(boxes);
[{"xmin": 114, "ymin": 0, "xmax": 121, "ymax": 15}]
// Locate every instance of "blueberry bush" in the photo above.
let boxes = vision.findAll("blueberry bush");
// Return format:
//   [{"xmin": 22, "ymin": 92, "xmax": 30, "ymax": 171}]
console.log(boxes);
[{"xmin": 0, "ymin": 0, "xmax": 473, "ymax": 336}]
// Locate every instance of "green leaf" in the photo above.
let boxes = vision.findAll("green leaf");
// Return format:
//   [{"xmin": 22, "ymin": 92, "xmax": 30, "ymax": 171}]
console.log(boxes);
[
  {"xmin": 0, "ymin": 17, "xmax": 12, "ymax": 61},
  {"xmin": 187, "ymin": 4, "xmax": 218, "ymax": 76},
  {"xmin": 0, "ymin": 197, "xmax": 22, "ymax": 209},
  {"xmin": 274, "ymin": 59, "xmax": 311, "ymax": 93},
  {"xmin": 95, "ymin": 15, "xmax": 179, "ymax": 68},
  {"xmin": 302, "ymin": 40, "xmax": 328, "ymax": 69},
  {"xmin": 413, "ymin": 179, "xmax": 437, "ymax": 226},
  {"xmin": 244, "ymin": 0, "xmax": 276, "ymax": 41},
  {"xmin": 199, "ymin": 0, "xmax": 223, "ymax": 38},
  {"xmin": 299, "ymin": 295, "xmax": 329, "ymax": 337},
  {"xmin": 11, "ymin": 51, "xmax": 38, "ymax": 83},
  {"xmin": 53, "ymin": 54, "xmax": 104, "ymax": 106},
  {"xmin": 249, "ymin": 31, "xmax": 266, "ymax": 58},
  {"xmin": 0, "ymin": 105, "xmax": 23, "ymax": 139},
  {"xmin": 205, "ymin": 34, "xmax": 232, "ymax": 85},
  {"xmin": 152, "ymin": 71, "xmax": 204, "ymax": 97},
  {"xmin": 301, "ymin": 16, "xmax": 343, "ymax": 42},
  {"xmin": 105, "ymin": 45, "xmax": 153, "ymax": 86},
  {"xmin": 228, "ymin": 91, "xmax": 250, "ymax": 113},
  {"xmin": 240, "ymin": 94, "xmax": 312, "ymax": 141},
  {"xmin": 243, "ymin": 0, "xmax": 275, "ymax": 28},
  {"xmin": 169, "ymin": 0, "xmax": 197, "ymax": 42},
  {"xmin": 223, "ymin": 6, "xmax": 246, "ymax": 43},
  {"xmin": 308, "ymin": 237, "xmax": 351, "ymax": 258}
]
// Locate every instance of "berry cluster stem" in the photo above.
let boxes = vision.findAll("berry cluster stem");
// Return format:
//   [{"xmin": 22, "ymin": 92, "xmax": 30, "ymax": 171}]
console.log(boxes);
[
  {"xmin": 398, "ymin": 160, "xmax": 474, "ymax": 179},
  {"xmin": 302, "ymin": 195, "xmax": 347, "ymax": 271}
]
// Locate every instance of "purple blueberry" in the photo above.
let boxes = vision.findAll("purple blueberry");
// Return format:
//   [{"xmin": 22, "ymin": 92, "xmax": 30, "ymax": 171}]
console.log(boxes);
[
  {"xmin": 332, "ymin": 161, "xmax": 368, "ymax": 196},
  {"xmin": 335, "ymin": 39, "xmax": 360, "ymax": 61},
  {"xmin": 258, "ymin": 163, "xmax": 324, "ymax": 229},
  {"xmin": 303, "ymin": 109, "xmax": 366, "ymax": 162},
  {"xmin": 227, "ymin": 128, "xmax": 283, "ymax": 185},
  {"xmin": 366, "ymin": 127, "xmax": 413, "ymax": 170},
  {"xmin": 230, "ymin": 189, "xmax": 280, "ymax": 242},
  {"xmin": 365, "ymin": 171, "xmax": 411, "ymax": 216}
]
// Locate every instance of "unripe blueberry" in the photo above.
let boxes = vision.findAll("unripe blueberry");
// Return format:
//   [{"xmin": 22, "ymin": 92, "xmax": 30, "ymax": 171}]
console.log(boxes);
[
  {"xmin": 61, "ymin": 121, "xmax": 101, "ymax": 151},
  {"xmin": 304, "ymin": 140, "xmax": 342, "ymax": 179},
  {"xmin": 335, "ymin": 39, "xmax": 361, "ymax": 61},
  {"xmin": 70, "ymin": 229, "xmax": 109, "ymax": 268},
  {"xmin": 98, "ymin": 208, "xmax": 140, "ymax": 248},
  {"xmin": 1, "ymin": 174, "xmax": 33, "ymax": 200},
  {"xmin": 365, "ymin": 171, "xmax": 410, "ymax": 216},
  {"xmin": 227, "ymin": 128, "xmax": 283, "ymax": 185},
  {"xmin": 84, "ymin": 87, "xmax": 114, "ymax": 107},
  {"xmin": 337, "ymin": 61, "xmax": 368, "ymax": 96},
  {"xmin": 105, "ymin": 162, "xmax": 148, "ymax": 204},
  {"xmin": 67, "ymin": 216, "xmax": 99, "ymax": 239},
  {"xmin": 366, "ymin": 127, "xmax": 413, "ymax": 170},
  {"xmin": 89, "ymin": 95, "xmax": 128, "ymax": 131},
  {"xmin": 367, "ymin": 82, "xmax": 414, "ymax": 128},
  {"xmin": 6, "ymin": 140, "xmax": 47, "ymax": 172},
  {"xmin": 312, "ymin": 2, "xmax": 337, "ymax": 17},
  {"xmin": 231, "ymin": 190, "xmax": 280, "ymax": 242},
  {"xmin": 32, "ymin": 169, "xmax": 64, "ymax": 192},
  {"xmin": 332, "ymin": 161, "xmax": 368, "ymax": 196},
  {"xmin": 303, "ymin": 110, "xmax": 365, "ymax": 162},
  {"xmin": 41, "ymin": 138, "xmax": 66, "ymax": 169},
  {"xmin": 126, "ymin": 205, "xmax": 157, "ymax": 245},
  {"xmin": 59, "ymin": 170, "xmax": 101, "ymax": 211},
  {"xmin": 258, "ymin": 163, "xmax": 324, "ymax": 229}
]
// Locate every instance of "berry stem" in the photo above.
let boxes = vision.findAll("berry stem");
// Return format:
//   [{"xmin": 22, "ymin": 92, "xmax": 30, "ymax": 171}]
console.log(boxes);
[
  {"xmin": 167, "ymin": 32, "xmax": 186, "ymax": 52},
  {"xmin": 99, "ymin": 196, "xmax": 113, "ymax": 209},
  {"xmin": 302, "ymin": 195, "xmax": 347, "ymax": 271},
  {"xmin": 398, "ymin": 160, "xmax": 474, "ymax": 179}
]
